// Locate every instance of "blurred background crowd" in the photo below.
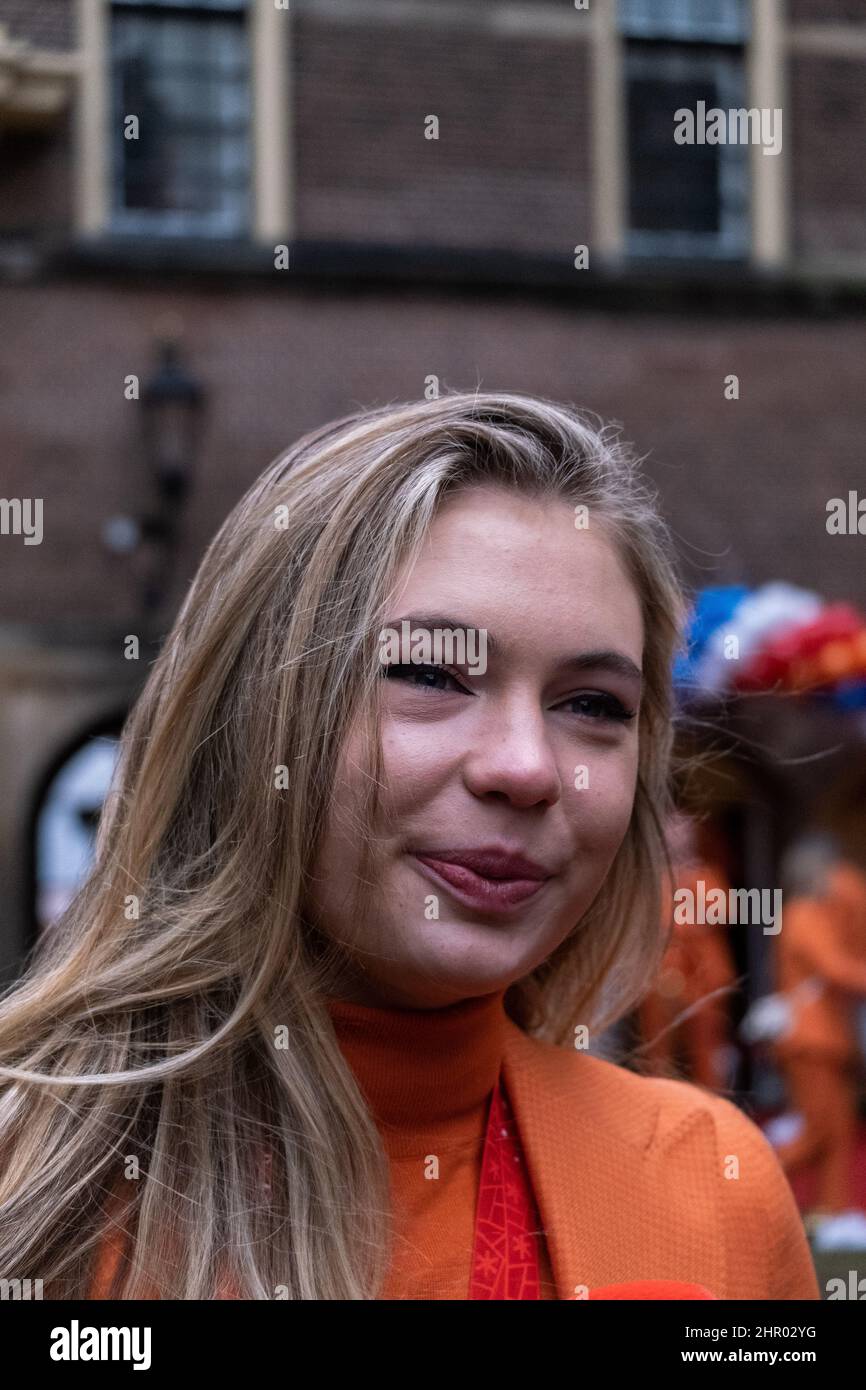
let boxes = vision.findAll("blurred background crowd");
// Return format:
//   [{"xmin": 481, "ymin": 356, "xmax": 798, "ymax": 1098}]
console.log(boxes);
[{"xmin": 2, "ymin": 0, "xmax": 866, "ymax": 1290}]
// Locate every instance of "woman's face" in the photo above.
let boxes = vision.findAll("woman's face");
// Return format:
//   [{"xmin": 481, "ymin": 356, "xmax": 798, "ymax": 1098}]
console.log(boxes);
[{"xmin": 308, "ymin": 484, "xmax": 644, "ymax": 1009}]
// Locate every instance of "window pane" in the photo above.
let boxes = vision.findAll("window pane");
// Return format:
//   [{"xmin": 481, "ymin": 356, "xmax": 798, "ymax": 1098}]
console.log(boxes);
[
  {"xmin": 625, "ymin": 43, "xmax": 749, "ymax": 254},
  {"xmin": 110, "ymin": 6, "xmax": 250, "ymax": 232},
  {"xmin": 629, "ymin": 76, "xmax": 722, "ymax": 233},
  {"xmin": 618, "ymin": 0, "xmax": 749, "ymax": 42}
]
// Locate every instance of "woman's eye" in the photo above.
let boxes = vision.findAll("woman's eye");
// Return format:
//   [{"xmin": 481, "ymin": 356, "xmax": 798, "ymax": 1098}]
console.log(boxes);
[
  {"xmin": 381, "ymin": 662, "xmax": 466, "ymax": 693},
  {"xmin": 561, "ymin": 691, "xmax": 637, "ymax": 723}
]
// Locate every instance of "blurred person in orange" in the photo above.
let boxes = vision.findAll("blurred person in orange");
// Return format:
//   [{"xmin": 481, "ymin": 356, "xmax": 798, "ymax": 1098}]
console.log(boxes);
[
  {"xmin": 772, "ymin": 836, "xmax": 866, "ymax": 1217},
  {"xmin": 638, "ymin": 811, "xmax": 738, "ymax": 1092}
]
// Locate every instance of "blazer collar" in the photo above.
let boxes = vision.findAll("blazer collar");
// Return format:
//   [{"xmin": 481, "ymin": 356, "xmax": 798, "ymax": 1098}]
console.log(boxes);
[{"xmin": 501, "ymin": 1019, "xmax": 727, "ymax": 1300}]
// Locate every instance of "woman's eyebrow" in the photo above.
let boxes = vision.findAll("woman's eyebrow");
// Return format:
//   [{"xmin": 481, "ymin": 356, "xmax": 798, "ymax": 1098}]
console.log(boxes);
[
  {"xmin": 385, "ymin": 615, "xmax": 642, "ymax": 684},
  {"xmin": 385, "ymin": 613, "xmax": 496, "ymax": 649},
  {"xmin": 557, "ymin": 651, "xmax": 643, "ymax": 685}
]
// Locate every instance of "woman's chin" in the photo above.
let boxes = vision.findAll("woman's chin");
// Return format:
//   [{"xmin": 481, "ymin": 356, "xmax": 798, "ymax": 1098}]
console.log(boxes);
[{"xmin": 395, "ymin": 922, "xmax": 546, "ymax": 999}]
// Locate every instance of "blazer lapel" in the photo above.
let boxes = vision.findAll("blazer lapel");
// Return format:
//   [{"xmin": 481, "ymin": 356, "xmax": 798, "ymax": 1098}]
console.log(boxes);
[{"xmin": 502, "ymin": 1020, "xmax": 727, "ymax": 1300}]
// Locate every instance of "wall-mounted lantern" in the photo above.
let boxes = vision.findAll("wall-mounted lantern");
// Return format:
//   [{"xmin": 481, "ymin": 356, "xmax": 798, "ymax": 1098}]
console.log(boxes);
[{"xmin": 102, "ymin": 333, "xmax": 206, "ymax": 617}]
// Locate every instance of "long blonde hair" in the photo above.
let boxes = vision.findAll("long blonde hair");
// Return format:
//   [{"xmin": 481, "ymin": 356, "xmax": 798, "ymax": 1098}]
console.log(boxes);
[{"xmin": 0, "ymin": 391, "xmax": 685, "ymax": 1299}]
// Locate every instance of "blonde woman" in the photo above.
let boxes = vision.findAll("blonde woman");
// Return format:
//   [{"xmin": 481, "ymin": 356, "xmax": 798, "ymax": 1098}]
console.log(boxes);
[{"xmin": 0, "ymin": 392, "xmax": 818, "ymax": 1300}]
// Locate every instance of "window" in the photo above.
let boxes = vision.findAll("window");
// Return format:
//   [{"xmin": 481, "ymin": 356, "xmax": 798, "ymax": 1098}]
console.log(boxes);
[
  {"xmin": 109, "ymin": 0, "xmax": 251, "ymax": 237},
  {"xmin": 619, "ymin": 0, "xmax": 751, "ymax": 260}
]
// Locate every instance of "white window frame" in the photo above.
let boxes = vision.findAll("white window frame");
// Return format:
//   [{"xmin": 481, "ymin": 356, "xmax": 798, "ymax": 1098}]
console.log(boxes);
[
  {"xmin": 592, "ymin": 0, "xmax": 788, "ymax": 268},
  {"xmin": 75, "ymin": 0, "xmax": 292, "ymax": 243}
]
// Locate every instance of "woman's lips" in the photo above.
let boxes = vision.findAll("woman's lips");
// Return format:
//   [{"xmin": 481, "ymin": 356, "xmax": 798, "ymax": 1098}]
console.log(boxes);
[{"xmin": 411, "ymin": 853, "xmax": 549, "ymax": 913}]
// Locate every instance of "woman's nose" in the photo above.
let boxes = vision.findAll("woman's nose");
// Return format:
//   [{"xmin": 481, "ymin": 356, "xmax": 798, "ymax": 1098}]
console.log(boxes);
[{"xmin": 461, "ymin": 703, "xmax": 561, "ymax": 808}]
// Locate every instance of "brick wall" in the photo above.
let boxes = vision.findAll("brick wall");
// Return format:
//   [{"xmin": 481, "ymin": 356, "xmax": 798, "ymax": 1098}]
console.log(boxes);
[
  {"xmin": 0, "ymin": 0, "xmax": 75, "ymax": 51},
  {"xmin": 788, "ymin": 0, "xmax": 866, "ymax": 25},
  {"xmin": 1, "ymin": 278, "xmax": 864, "ymax": 623},
  {"xmin": 789, "ymin": 52, "xmax": 866, "ymax": 258},
  {"xmin": 293, "ymin": 14, "xmax": 592, "ymax": 253}
]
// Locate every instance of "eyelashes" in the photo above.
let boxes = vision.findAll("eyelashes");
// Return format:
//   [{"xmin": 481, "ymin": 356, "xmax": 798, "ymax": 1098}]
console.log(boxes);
[
  {"xmin": 381, "ymin": 663, "xmax": 637, "ymax": 724},
  {"xmin": 381, "ymin": 661, "xmax": 463, "ymax": 693},
  {"xmin": 563, "ymin": 692, "xmax": 637, "ymax": 723}
]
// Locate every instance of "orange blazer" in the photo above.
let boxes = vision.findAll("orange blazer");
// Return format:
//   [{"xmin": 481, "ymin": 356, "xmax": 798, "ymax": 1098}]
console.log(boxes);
[{"xmin": 90, "ymin": 1016, "xmax": 820, "ymax": 1300}]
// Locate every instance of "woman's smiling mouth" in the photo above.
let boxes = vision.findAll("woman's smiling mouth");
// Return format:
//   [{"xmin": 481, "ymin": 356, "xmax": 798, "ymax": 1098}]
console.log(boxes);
[{"xmin": 410, "ymin": 847, "xmax": 554, "ymax": 914}]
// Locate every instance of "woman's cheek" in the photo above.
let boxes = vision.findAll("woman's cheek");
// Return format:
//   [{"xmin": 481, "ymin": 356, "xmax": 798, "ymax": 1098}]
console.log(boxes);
[
  {"xmin": 380, "ymin": 719, "xmax": 452, "ymax": 810},
  {"xmin": 566, "ymin": 746, "xmax": 638, "ymax": 859}
]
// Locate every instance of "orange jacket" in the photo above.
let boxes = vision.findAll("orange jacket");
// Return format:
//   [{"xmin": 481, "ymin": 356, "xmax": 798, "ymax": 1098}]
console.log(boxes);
[{"xmin": 89, "ymin": 1017, "xmax": 819, "ymax": 1300}]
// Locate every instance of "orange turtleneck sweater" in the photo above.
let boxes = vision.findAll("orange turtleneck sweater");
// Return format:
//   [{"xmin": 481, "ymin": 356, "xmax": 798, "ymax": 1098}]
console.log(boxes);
[
  {"xmin": 325, "ymin": 987, "xmax": 558, "ymax": 1300},
  {"xmin": 88, "ymin": 987, "xmax": 559, "ymax": 1300}
]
